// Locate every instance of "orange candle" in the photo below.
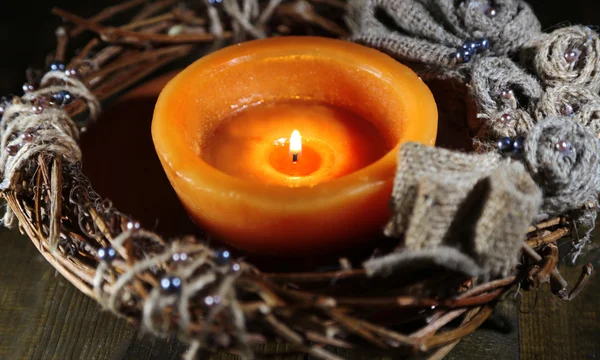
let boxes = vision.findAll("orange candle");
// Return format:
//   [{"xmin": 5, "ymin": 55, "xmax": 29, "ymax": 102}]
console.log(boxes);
[
  {"xmin": 202, "ymin": 102, "xmax": 390, "ymax": 188},
  {"xmin": 152, "ymin": 36, "xmax": 437, "ymax": 255}
]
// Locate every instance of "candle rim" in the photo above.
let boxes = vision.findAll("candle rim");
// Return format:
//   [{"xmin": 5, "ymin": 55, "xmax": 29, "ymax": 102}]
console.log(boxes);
[{"xmin": 152, "ymin": 36, "xmax": 437, "ymax": 206}]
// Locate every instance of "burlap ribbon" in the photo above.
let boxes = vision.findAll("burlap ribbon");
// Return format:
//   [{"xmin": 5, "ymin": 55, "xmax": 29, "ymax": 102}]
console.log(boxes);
[
  {"xmin": 535, "ymin": 85, "xmax": 600, "ymax": 138},
  {"xmin": 523, "ymin": 25, "xmax": 600, "ymax": 92},
  {"xmin": 348, "ymin": 0, "xmax": 541, "ymax": 78},
  {"xmin": 524, "ymin": 117, "xmax": 600, "ymax": 218},
  {"xmin": 376, "ymin": 142, "xmax": 541, "ymax": 278},
  {"xmin": 469, "ymin": 57, "xmax": 540, "ymax": 150},
  {"xmin": 351, "ymin": 1, "xmax": 600, "ymax": 275}
]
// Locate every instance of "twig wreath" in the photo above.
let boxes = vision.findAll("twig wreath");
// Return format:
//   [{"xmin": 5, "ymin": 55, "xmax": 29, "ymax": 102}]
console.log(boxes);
[{"xmin": 0, "ymin": 0, "xmax": 597, "ymax": 359}]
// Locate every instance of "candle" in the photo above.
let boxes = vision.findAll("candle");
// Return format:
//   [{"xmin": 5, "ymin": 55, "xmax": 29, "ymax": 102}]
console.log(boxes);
[
  {"xmin": 202, "ymin": 102, "xmax": 391, "ymax": 188},
  {"xmin": 152, "ymin": 36, "xmax": 437, "ymax": 255}
]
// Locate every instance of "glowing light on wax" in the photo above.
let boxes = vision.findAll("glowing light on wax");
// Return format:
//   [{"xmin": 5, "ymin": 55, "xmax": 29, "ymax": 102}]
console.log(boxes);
[
  {"xmin": 152, "ymin": 36, "xmax": 439, "ymax": 255},
  {"xmin": 289, "ymin": 129, "xmax": 302, "ymax": 163}
]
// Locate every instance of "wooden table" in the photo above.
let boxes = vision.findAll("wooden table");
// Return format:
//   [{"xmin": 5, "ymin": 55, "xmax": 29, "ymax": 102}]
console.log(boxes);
[
  {"xmin": 1, "ymin": 73, "xmax": 599, "ymax": 360},
  {"xmin": 1, "ymin": 227, "xmax": 598, "ymax": 359},
  {"xmin": 0, "ymin": 1, "xmax": 599, "ymax": 359}
]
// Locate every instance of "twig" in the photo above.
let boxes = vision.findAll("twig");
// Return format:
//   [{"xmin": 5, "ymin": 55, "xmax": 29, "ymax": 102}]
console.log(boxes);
[
  {"xmin": 305, "ymin": 331, "xmax": 353, "ymax": 348},
  {"xmin": 550, "ymin": 268, "xmax": 569, "ymax": 299},
  {"xmin": 121, "ymin": 13, "xmax": 176, "ymax": 30},
  {"xmin": 69, "ymin": 38, "xmax": 101, "ymax": 68},
  {"xmin": 332, "ymin": 287, "xmax": 504, "ymax": 309},
  {"xmin": 172, "ymin": 8, "xmax": 206, "ymax": 26},
  {"xmin": 333, "ymin": 295, "xmax": 438, "ymax": 308},
  {"xmin": 277, "ymin": 0, "xmax": 349, "ymax": 37},
  {"xmin": 265, "ymin": 268, "xmax": 366, "ymax": 282},
  {"xmin": 537, "ymin": 244, "xmax": 558, "ymax": 283},
  {"xmin": 33, "ymin": 156, "xmax": 43, "ymax": 235},
  {"xmin": 88, "ymin": 45, "xmax": 122, "ymax": 70},
  {"xmin": 327, "ymin": 310, "xmax": 389, "ymax": 348},
  {"xmin": 421, "ymin": 306, "xmax": 494, "ymax": 349},
  {"xmin": 356, "ymin": 318, "xmax": 421, "ymax": 348},
  {"xmin": 527, "ymin": 217, "xmax": 564, "ymax": 233},
  {"xmin": 85, "ymin": 45, "xmax": 190, "ymax": 84},
  {"xmin": 132, "ymin": 0, "xmax": 179, "ymax": 21},
  {"xmin": 446, "ymin": 288, "xmax": 505, "ymax": 308},
  {"xmin": 456, "ymin": 276, "xmax": 516, "ymax": 299},
  {"xmin": 567, "ymin": 263, "xmax": 593, "ymax": 300},
  {"xmin": 522, "ymin": 243, "xmax": 543, "ymax": 262},
  {"xmin": 263, "ymin": 313, "xmax": 343, "ymax": 360},
  {"xmin": 89, "ymin": 208, "xmax": 112, "ymax": 244},
  {"xmin": 525, "ymin": 228, "xmax": 569, "ymax": 248},
  {"xmin": 258, "ymin": 0, "xmax": 284, "ymax": 26},
  {"xmin": 424, "ymin": 307, "xmax": 479, "ymax": 360},
  {"xmin": 427, "ymin": 342, "xmax": 461, "ymax": 360},
  {"xmin": 54, "ymin": 8, "xmax": 231, "ymax": 44},
  {"xmin": 70, "ymin": 0, "xmax": 147, "ymax": 36},
  {"xmin": 522, "ymin": 243, "xmax": 569, "ymax": 299},
  {"xmin": 3, "ymin": 193, "xmax": 95, "ymax": 298},
  {"xmin": 410, "ymin": 309, "xmax": 467, "ymax": 338},
  {"xmin": 303, "ymin": 346, "xmax": 344, "ymax": 360},
  {"xmin": 48, "ymin": 156, "xmax": 63, "ymax": 249},
  {"xmin": 54, "ymin": 27, "xmax": 68, "ymax": 62}
]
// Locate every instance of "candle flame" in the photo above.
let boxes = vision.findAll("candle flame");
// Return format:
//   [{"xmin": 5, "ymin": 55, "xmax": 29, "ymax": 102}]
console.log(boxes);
[{"xmin": 289, "ymin": 129, "xmax": 302, "ymax": 162}]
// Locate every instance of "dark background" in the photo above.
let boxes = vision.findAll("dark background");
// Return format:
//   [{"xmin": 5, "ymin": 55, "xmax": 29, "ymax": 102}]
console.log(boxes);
[
  {"xmin": 1, "ymin": 0, "xmax": 600, "ymax": 94},
  {"xmin": 0, "ymin": 1, "xmax": 599, "ymax": 360}
]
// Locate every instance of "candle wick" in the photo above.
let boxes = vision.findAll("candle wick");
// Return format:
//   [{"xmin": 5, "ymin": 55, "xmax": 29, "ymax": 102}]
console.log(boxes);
[{"xmin": 289, "ymin": 129, "xmax": 302, "ymax": 163}]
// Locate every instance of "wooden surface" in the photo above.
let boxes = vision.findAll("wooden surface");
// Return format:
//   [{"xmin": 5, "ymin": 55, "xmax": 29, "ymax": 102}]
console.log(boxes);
[
  {"xmin": 0, "ymin": 1, "xmax": 599, "ymax": 359},
  {"xmin": 1, "ymin": 72, "xmax": 596, "ymax": 360},
  {"xmin": 1, "ymin": 226, "xmax": 598, "ymax": 360},
  {"xmin": 0, "ymin": 74, "xmax": 598, "ymax": 360}
]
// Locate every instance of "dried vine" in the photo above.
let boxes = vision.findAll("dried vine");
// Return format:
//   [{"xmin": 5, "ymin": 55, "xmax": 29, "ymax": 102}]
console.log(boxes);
[{"xmin": 0, "ymin": 1, "xmax": 593, "ymax": 359}]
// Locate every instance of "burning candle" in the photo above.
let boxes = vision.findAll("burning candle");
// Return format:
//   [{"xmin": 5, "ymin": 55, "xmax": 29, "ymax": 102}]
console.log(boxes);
[
  {"xmin": 202, "ymin": 102, "xmax": 390, "ymax": 188},
  {"xmin": 152, "ymin": 36, "xmax": 437, "ymax": 254}
]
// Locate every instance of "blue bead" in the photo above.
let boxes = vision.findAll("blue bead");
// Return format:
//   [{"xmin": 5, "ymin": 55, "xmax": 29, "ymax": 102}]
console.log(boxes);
[
  {"xmin": 512, "ymin": 136, "xmax": 525, "ymax": 154},
  {"xmin": 455, "ymin": 49, "xmax": 472, "ymax": 63},
  {"xmin": 49, "ymin": 61, "xmax": 66, "ymax": 72},
  {"xmin": 215, "ymin": 249, "xmax": 231, "ymax": 265},
  {"xmin": 160, "ymin": 276, "xmax": 182, "ymax": 293},
  {"xmin": 497, "ymin": 137, "xmax": 513, "ymax": 153},
  {"xmin": 478, "ymin": 38, "xmax": 491, "ymax": 52},
  {"xmin": 98, "ymin": 247, "xmax": 117, "ymax": 262},
  {"xmin": 462, "ymin": 40, "xmax": 480, "ymax": 53},
  {"xmin": 51, "ymin": 90, "xmax": 73, "ymax": 106}
]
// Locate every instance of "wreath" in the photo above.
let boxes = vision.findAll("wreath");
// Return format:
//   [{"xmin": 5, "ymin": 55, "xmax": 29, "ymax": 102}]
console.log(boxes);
[{"xmin": 0, "ymin": 1, "xmax": 596, "ymax": 359}]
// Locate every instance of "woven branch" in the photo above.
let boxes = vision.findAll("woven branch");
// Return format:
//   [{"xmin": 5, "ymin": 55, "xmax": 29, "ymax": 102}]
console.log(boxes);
[{"xmin": 0, "ymin": 1, "xmax": 594, "ymax": 359}]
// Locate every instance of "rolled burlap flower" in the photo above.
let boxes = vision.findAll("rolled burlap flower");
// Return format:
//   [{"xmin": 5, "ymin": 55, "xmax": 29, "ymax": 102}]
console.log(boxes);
[
  {"xmin": 470, "ymin": 57, "xmax": 542, "ymax": 115},
  {"xmin": 535, "ymin": 85, "xmax": 600, "ymax": 138},
  {"xmin": 349, "ymin": 0, "xmax": 463, "ymax": 46},
  {"xmin": 473, "ymin": 109, "xmax": 534, "ymax": 152},
  {"xmin": 348, "ymin": 0, "xmax": 463, "ymax": 71},
  {"xmin": 529, "ymin": 26, "xmax": 600, "ymax": 92},
  {"xmin": 348, "ymin": 0, "xmax": 541, "ymax": 77},
  {"xmin": 429, "ymin": 0, "xmax": 541, "ymax": 55},
  {"xmin": 524, "ymin": 117, "xmax": 600, "ymax": 217}
]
